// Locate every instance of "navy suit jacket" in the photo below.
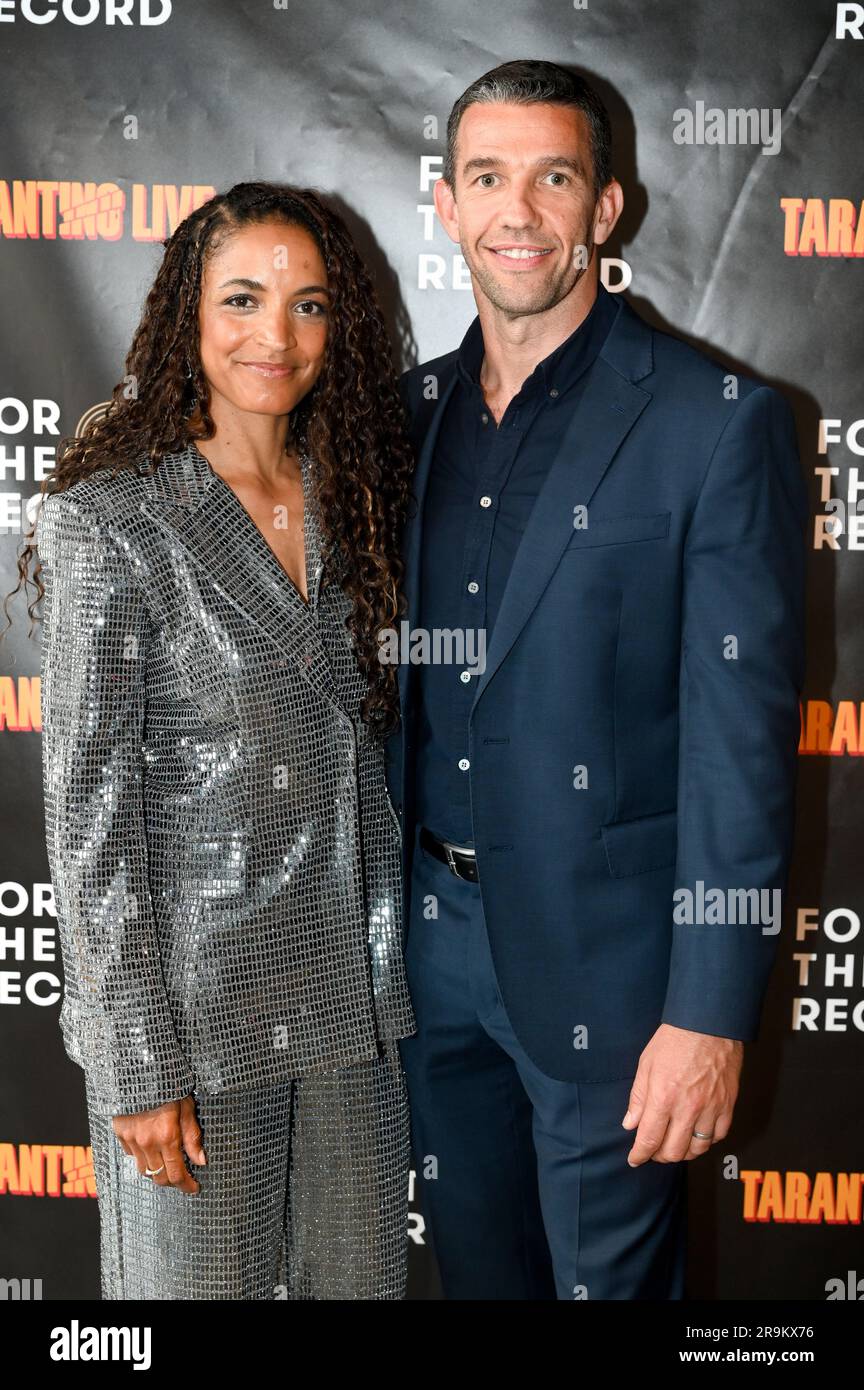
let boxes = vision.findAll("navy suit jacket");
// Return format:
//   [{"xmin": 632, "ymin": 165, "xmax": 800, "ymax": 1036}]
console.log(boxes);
[{"xmin": 387, "ymin": 292, "xmax": 808, "ymax": 1082}]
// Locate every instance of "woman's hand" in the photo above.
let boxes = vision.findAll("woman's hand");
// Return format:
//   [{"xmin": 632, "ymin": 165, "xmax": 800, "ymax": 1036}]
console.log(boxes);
[{"xmin": 112, "ymin": 1095, "xmax": 207, "ymax": 1193}]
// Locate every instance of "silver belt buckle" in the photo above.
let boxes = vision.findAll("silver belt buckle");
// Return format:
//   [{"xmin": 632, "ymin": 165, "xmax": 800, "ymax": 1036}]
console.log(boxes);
[{"xmin": 442, "ymin": 838, "xmax": 476, "ymax": 876}]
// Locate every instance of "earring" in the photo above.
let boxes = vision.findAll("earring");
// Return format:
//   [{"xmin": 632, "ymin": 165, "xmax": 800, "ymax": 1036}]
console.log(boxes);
[{"xmin": 184, "ymin": 359, "xmax": 199, "ymax": 413}]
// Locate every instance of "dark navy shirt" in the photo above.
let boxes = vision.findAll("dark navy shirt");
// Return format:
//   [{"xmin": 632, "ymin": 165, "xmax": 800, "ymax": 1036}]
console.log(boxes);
[{"xmin": 414, "ymin": 282, "xmax": 621, "ymax": 846}]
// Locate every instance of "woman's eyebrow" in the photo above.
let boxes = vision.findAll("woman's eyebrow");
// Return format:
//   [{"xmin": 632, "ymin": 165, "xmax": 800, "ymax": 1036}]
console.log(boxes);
[
  {"xmin": 217, "ymin": 277, "xmax": 331, "ymax": 295},
  {"xmin": 218, "ymin": 276, "xmax": 267, "ymax": 290}
]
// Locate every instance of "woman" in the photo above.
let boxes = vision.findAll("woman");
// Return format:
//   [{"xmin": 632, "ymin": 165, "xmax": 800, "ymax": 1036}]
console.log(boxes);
[{"xmin": 7, "ymin": 181, "xmax": 417, "ymax": 1299}]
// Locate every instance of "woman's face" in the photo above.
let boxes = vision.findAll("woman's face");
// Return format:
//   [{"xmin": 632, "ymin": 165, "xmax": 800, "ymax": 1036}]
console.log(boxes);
[{"xmin": 197, "ymin": 219, "xmax": 330, "ymax": 421}]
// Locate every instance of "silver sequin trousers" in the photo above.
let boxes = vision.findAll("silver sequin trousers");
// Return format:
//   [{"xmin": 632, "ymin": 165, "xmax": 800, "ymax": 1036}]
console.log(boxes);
[{"xmin": 84, "ymin": 1041, "xmax": 410, "ymax": 1299}]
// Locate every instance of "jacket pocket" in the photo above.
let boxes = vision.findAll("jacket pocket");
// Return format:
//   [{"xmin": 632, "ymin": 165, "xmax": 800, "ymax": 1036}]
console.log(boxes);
[
  {"xmin": 564, "ymin": 511, "xmax": 671, "ymax": 550},
  {"xmin": 600, "ymin": 807, "xmax": 678, "ymax": 878}
]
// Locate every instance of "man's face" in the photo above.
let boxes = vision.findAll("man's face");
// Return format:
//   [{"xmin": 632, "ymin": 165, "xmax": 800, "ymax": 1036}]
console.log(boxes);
[{"xmin": 436, "ymin": 101, "xmax": 620, "ymax": 318}]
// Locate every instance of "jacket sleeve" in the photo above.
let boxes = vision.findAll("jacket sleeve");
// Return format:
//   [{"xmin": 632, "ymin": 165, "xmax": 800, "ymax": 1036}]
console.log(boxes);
[
  {"xmin": 660, "ymin": 386, "xmax": 808, "ymax": 1041},
  {"xmin": 37, "ymin": 489, "xmax": 197, "ymax": 1115}
]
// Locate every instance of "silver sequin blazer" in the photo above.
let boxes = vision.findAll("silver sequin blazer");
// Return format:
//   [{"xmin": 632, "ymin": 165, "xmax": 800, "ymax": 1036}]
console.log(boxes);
[{"xmin": 37, "ymin": 443, "xmax": 415, "ymax": 1116}]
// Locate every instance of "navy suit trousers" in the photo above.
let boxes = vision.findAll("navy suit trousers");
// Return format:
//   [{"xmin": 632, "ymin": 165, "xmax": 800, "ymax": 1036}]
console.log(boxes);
[{"xmin": 399, "ymin": 824, "xmax": 688, "ymax": 1300}]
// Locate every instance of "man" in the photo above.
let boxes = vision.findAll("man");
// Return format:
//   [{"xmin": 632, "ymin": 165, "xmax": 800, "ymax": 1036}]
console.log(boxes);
[{"xmin": 387, "ymin": 59, "xmax": 807, "ymax": 1300}]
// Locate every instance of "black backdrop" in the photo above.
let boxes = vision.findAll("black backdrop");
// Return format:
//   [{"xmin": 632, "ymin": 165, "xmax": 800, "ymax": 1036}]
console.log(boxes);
[{"xmin": 0, "ymin": 0, "xmax": 861, "ymax": 1302}]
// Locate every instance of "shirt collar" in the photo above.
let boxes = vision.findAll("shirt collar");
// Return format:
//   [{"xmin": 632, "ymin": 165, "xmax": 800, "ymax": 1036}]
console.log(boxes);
[{"xmin": 455, "ymin": 281, "xmax": 620, "ymax": 401}]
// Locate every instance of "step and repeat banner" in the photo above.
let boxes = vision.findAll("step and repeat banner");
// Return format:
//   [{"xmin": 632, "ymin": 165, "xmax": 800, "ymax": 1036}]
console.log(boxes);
[{"xmin": 0, "ymin": 0, "xmax": 861, "ymax": 1302}]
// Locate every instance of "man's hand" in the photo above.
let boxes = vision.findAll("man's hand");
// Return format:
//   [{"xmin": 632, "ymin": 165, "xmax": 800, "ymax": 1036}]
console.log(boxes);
[
  {"xmin": 621, "ymin": 1024, "xmax": 743, "ymax": 1165},
  {"xmin": 112, "ymin": 1094, "xmax": 207, "ymax": 1193}
]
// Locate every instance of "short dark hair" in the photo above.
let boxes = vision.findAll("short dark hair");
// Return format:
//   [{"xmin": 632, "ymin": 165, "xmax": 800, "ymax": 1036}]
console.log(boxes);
[{"xmin": 443, "ymin": 58, "xmax": 613, "ymax": 199}]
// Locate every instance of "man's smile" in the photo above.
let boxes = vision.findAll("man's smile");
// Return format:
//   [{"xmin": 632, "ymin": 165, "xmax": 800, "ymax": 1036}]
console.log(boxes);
[{"xmin": 485, "ymin": 244, "xmax": 555, "ymax": 268}]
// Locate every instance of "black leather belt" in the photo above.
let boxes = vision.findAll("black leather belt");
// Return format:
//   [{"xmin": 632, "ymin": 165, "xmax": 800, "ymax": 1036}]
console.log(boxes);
[{"xmin": 420, "ymin": 827, "xmax": 479, "ymax": 882}]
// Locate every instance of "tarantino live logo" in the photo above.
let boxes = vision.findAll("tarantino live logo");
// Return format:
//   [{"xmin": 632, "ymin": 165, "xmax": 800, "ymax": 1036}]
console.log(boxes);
[
  {"xmin": 0, "ymin": 182, "xmax": 216, "ymax": 241},
  {"xmin": 0, "ymin": 1140, "xmax": 96, "ymax": 1197},
  {"xmin": 739, "ymin": 1169, "xmax": 863, "ymax": 1224},
  {"xmin": 798, "ymin": 699, "xmax": 864, "ymax": 755},
  {"xmin": 780, "ymin": 198, "xmax": 864, "ymax": 257}
]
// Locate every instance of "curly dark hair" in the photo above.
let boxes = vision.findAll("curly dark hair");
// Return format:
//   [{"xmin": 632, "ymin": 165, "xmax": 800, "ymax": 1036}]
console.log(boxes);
[{"xmin": 1, "ymin": 180, "xmax": 415, "ymax": 740}]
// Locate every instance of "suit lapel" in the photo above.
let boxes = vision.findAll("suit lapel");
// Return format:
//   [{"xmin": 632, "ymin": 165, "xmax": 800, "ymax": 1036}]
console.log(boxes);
[
  {"xmin": 399, "ymin": 296, "xmax": 655, "ymax": 717},
  {"xmin": 470, "ymin": 353, "xmax": 652, "ymax": 708},
  {"xmin": 140, "ymin": 444, "xmax": 347, "ymax": 718}
]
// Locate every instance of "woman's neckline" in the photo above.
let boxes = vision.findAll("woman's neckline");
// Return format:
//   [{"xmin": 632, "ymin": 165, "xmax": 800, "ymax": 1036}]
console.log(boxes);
[{"xmin": 189, "ymin": 441, "xmax": 312, "ymax": 607}]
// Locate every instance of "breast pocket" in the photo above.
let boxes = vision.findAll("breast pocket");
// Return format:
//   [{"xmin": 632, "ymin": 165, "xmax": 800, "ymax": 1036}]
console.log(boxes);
[{"xmin": 564, "ymin": 511, "xmax": 671, "ymax": 550}]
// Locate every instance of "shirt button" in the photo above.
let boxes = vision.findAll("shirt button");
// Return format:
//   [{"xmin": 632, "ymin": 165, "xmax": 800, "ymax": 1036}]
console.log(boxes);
[
  {"xmin": 467, "ymin": 581, "xmax": 479, "ymax": 594},
  {"xmin": 460, "ymin": 670, "xmax": 471, "ymax": 683},
  {"xmin": 479, "ymin": 495, "xmax": 492, "ymax": 508},
  {"xmin": 458, "ymin": 758, "xmax": 470, "ymax": 771},
  {"xmin": 481, "ymin": 412, "xmax": 489, "ymax": 424},
  {"xmin": 549, "ymin": 387, "xmax": 559, "ymax": 398}
]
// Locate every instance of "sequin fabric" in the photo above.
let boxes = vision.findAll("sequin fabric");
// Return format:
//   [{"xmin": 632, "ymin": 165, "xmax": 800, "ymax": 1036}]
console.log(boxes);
[{"xmin": 37, "ymin": 442, "xmax": 416, "ymax": 1299}]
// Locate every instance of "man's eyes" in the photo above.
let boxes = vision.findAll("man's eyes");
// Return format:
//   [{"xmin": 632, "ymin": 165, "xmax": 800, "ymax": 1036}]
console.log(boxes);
[{"xmin": 474, "ymin": 171, "xmax": 571, "ymax": 187}]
